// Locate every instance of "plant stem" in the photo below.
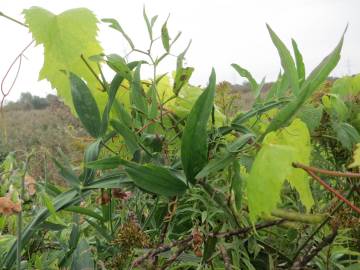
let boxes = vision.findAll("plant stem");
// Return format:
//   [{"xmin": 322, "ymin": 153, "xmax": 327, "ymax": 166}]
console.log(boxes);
[
  {"xmin": 80, "ymin": 54, "xmax": 107, "ymax": 91},
  {"xmin": 17, "ymin": 153, "xmax": 33, "ymax": 270},
  {"xmin": 293, "ymin": 162, "xmax": 360, "ymax": 178},
  {"xmin": 304, "ymin": 169, "xmax": 360, "ymax": 214},
  {"xmin": 0, "ymin": 11, "xmax": 28, "ymax": 28},
  {"xmin": 290, "ymin": 187, "xmax": 355, "ymax": 265}
]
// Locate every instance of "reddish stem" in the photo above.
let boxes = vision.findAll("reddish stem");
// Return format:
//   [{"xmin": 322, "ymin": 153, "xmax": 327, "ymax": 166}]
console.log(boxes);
[
  {"xmin": 304, "ymin": 168, "xmax": 360, "ymax": 215},
  {"xmin": 293, "ymin": 162, "xmax": 360, "ymax": 178}
]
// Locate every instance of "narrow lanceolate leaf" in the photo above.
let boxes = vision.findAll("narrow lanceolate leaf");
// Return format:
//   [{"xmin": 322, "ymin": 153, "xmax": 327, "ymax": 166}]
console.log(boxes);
[
  {"xmin": 173, "ymin": 67, "xmax": 194, "ymax": 96},
  {"xmin": 231, "ymin": 64, "xmax": 258, "ymax": 92},
  {"xmin": 106, "ymin": 54, "xmax": 132, "ymax": 81},
  {"xmin": 82, "ymin": 139, "xmax": 102, "ymax": 185},
  {"xmin": 71, "ymin": 238, "xmax": 95, "ymax": 270},
  {"xmin": 265, "ymin": 30, "xmax": 345, "ymax": 134},
  {"xmin": 148, "ymin": 83, "xmax": 158, "ymax": 119},
  {"xmin": 196, "ymin": 134, "xmax": 254, "ymax": 179},
  {"xmin": 247, "ymin": 119, "xmax": 314, "ymax": 222},
  {"xmin": 131, "ymin": 64, "xmax": 148, "ymax": 115},
  {"xmin": 53, "ymin": 158, "xmax": 80, "ymax": 189},
  {"xmin": 70, "ymin": 73, "xmax": 101, "ymax": 138},
  {"xmin": 231, "ymin": 160, "xmax": 243, "ymax": 211},
  {"xmin": 121, "ymin": 160, "xmax": 187, "ymax": 197},
  {"xmin": 86, "ymin": 156, "xmax": 122, "ymax": 170},
  {"xmin": 101, "ymin": 18, "xmax": 134, "ymax": 49},
  {"xmin": 161, "ymin": 21, "xmax": 170, "ymax": 52},
  {"xmin": 143, "ymin": 7, "xmax": 153, "ymax": 40},
  {"xmin": 83, "ymin": 172, "xmax": 132, "ymax": 189},
  {"xmin": 24, "ymin": 7, "xmax": 104, "ymax": 114},
  {"xmin": 181, "ymin": 69, "xmax": 216, "ymax": 184},
  {"xmin": 266, "ymin": 25, "xmax": 299, "ymax": 95},
  {"xmin": 232, "ymin": 99, "xmax": 289, "ymax": 126},
  {"xmin": 292, "ymin": 39, "xmax": 305, "ymax": 84},
  {"xmin": 110, "ymin": 119, "xmax": 140, "ymax": 155},
  {"xmin": 100, "ymin": 74, "xmax": 124, "ymax": 135}
]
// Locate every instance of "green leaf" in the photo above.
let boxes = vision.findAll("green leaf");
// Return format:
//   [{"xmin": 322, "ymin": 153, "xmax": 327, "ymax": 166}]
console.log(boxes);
[
  {"xmin": 232, "ymin": 99, "xmax": 289, "ymax": 126},
  {"xmin": 348, "ymin": 143, "xmax": 360, "ymax": 168},
  {"xmin": 83, "ymin": 139, "xmax": 102, "ymax": 185},
  {"xmin": 300, "ymin": 28, "xmax": 346, "ymax": 102},
  {"xmin": 247, "ymin": 119, "xmax": 313, "ymax": 222},
  {"xmin": 120, "ymin": 159, "xmax": 187, "ymax": 197},
  {"xmin": 231, "ymin": 64, "xmax": 258, "ymax": 92},
  {"xmin": 266, "ymin": 25, "xmax": 299, "ymax": 95},
  {"xmin": 143, "ymin": 7, "xmax": 153, "ymax": 40},
  {"xmin": 150, "ymin": 15, "xmax": 158, "ymax": 27},
  {"xmin": 106, "ymin": 54, "xmax": 132, "ymax": 80},
  {"xmin": 322, "ymin": 94, "xmax": 349, "ymax": 121},
  {"xmin": 100, "ymin": 74, "xmax": 124, "ymax": 135},
  {"xmin": 196, "ymin": 152, "xmax": 235, "ymax": 179},
  {"xmin": 331, "ymin": 74, "xmax": 360, "ymax": 96},
  {"xmin": 71, "ymin": 238, "xmax": 94, "ymax": 270},
  {"xmin": 84, "ymin": 172, "xmax": 132, "ymax": 189},
  {"xmin": 131, "ymin": 64, "xmax": 148, "ymax": 115},
  {"xmin": 53, "ymin": 158, "xmax": 80, "ymax": 189},
  {"xmin": 266, "ymin": 73, "xmax": 289, "ymax": 100},
  {"xmin": 292, "ymin": 39, "xmax": 305, "ymax": 84},
  {"xmin": 161, "ymin": 20, "xmax": 170, "ymax": 52},
  {"xmin": 64, "ymin": 206, "xmax": 104, "ymax": 221},
  {"xmin": 148, "ymin": 83, "xmax": 158, "ymax": 119},
  {"xmin": 265, "ymin": 30, "xmax": 345, "ymax": 134},
  {"xmin": 196, "ymin": 134, "xmax": 254, "ymax": 179},
  {"xmin": 69, "ymin": 73, "xmax": 101, "ymax": 138},
  {"xmin": 24, "ymin": 7, "xmax": 105, "ymax": 113},
  {"xmin": 274, "ymin": 119, "xmax": 314, "ymax": 210},
  {"xmin": 85, "ymin": 219, "xmax": 111, "ymax": 241},
  {"xmin": 69, "ymin": 224, "xmax": 80, "ymax": 250},
  {"xmin": 86, "ymin": 156, "xmax": 122, "ymax": 170},
  {"xmin": 231, "ymin": 160, "xmax": 243, "ymax": 211},
  {"xmin": 111, "ymin": 119, "xmax": 140, "ymax": 155},
  {"xmin": 297, "ymin": 105, "xmax": 323, "ymax": 132},
  {"xmin": 173, "ymin": 67, "xmax": 194, "ymax": 96},
  {"xmin": 333, "ymin": 122, "xmax": 360, "ymax": 150},
  {"xmin": 101, "ymin": 18, "xmax": 134, "ymax": 49},
  {"xmin": 181, "ymin": 69, "xmax": 216, "ymax": 184},
  {"xmin": 247, "ymin": 144, "xmax": 294, "ymax": 222}
]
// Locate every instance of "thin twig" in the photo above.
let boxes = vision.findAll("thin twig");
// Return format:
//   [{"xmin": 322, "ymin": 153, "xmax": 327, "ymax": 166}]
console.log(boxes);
[
  {"xmin": 291, "ymin": 229, "xmax": 338, "ymax": 270},
  {"xmin": 133, "ymin": 219, "xmax": 286, "ymax": 267},
  {"xmin": 293, "ymin": 162, "xmax": 360, "ymax": 178},
  {"xmin": 303, "ymin": 169, "xmax": 360, "ymax": 214},
  {"xmin": 219, "ymin": 245, "xmax": 231, "ymax": 270},
  {"xmin": 210, "ymin": 219, "xmax": 286, "ymax": 238},
  {"xmin": 80, "ymin": 54, "xmax": 106, "ymax": 91},
  {"xmin": 0, "ymin": 12, "xmax": 28, "ymax": 28},
  {"xmin": 132, "ymin": 235, "xmax": 193, "ymax": 267},
  {"xmin": 160, "ymin": 241, "xmax": 192, "ymax": 270},
  {"xmin": 290, "ymin": 187, "xmax": 355, "ymax": 265},
  {"xmin": 1, "ymin": 40, "xmax": 34, "ymax": 111}
]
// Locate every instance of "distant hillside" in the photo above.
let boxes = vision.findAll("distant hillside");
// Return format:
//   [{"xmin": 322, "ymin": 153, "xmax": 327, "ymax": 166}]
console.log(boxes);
[{"xmin": 0, "ymin": 93, "xmax": 87, "ymax": 183}]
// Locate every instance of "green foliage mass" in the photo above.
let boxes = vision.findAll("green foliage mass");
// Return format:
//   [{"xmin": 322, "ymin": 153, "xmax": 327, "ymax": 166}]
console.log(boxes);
[{"xmin": 1, "ymin": 5, "xmax": 359, "ymax": 270}]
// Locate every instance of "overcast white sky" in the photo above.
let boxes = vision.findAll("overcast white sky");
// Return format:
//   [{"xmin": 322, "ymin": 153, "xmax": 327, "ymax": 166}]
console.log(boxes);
[{"xmin": 0, "ymin": 0, "xmax": 359, "ymax": 101}]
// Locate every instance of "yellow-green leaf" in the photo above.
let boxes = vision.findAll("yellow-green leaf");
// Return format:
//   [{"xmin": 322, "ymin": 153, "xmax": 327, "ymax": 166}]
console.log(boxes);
[
  {"xmin": 23, "ymin": 7, "xmax": 105, "ymax": 113},
  {"xmin": 247, "ymin": 119, "xmax": 314, "ymax": 222},
  {"xmin": 348, "ymin": 143, "xmax": 360, "ymax": 168}
]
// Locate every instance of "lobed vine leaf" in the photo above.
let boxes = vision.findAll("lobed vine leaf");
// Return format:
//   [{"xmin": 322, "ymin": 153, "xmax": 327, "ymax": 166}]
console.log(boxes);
[
  {"xmin": 24, "ymin": 7, "xmax": 105, "ymax": 114},
  {"xmin": 247, "ymin": 119, "xmax": 313, "ymax": 222}
]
